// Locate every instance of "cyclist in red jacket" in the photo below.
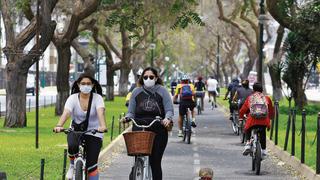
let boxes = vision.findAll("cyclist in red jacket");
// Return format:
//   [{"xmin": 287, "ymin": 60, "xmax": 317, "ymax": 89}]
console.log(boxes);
[{"xmin": 239, "ymin": 82, "xmax": 274, "ymax": 159}]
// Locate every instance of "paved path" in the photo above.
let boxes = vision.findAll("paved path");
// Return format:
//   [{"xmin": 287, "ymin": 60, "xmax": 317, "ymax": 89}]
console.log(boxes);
[{"xmin": 100, "ymin": 101, "xmax": 303, "ymax": 180}]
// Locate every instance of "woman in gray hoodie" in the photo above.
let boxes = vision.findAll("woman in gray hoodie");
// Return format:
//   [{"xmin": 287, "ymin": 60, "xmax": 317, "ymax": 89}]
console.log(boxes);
[{"xmin": 125, "ymin": 67, "xmax": 174, "ymax": 180}]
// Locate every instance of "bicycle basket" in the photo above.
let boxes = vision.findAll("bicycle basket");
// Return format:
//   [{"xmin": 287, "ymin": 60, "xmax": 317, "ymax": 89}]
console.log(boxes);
[{"xmin": 123, "ymin": 131, "xmax": 156, "ymax": 156}]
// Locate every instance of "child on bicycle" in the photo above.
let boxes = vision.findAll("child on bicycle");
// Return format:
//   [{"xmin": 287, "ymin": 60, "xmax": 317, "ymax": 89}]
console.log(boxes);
[
  {"xmin": 173, "ymin": 74, "xmax": 196, "ymax": 137},
  {"xmin": 125, "ymin": 67, "xmax": 174, "ymax": 180},
  {"xmin": 239, "ymin": 82, "xmax": 274, "ymax": 159},
  {"xmin": 53, "ymin": 73, "xmax": 107, "ymax": 180}
]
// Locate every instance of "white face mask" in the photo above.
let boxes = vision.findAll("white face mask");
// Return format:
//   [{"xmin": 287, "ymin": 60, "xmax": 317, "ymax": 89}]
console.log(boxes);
[
  {"xmin": 143, "ymin": 78, "xmax": 156, "ymax": 87},
  {"xmin": 79, "ymin": 85, "xmax": 92, "ymax": 94}
]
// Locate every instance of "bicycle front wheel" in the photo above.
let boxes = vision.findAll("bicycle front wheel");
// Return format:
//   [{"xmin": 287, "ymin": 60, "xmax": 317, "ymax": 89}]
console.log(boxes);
[
  {"xmin": 132, "ymin": 158, "xmax": 144, "ymax": 180},
  {"xmin": 75, "ymin": 160, "xmax": 84, "ymax": 180}
]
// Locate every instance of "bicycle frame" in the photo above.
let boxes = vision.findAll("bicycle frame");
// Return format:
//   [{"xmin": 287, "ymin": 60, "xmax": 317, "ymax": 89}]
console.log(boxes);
[
  {"xmin": 182, "ymin": 108, "xmax": 192, "ymax": 144},
  {"xmin": 56, "ymin": 129, "xmax": 106, "ymax": 180},
  {"xmin": 127, "ymin": 117, "xmax": 162, "ymax": 180}
]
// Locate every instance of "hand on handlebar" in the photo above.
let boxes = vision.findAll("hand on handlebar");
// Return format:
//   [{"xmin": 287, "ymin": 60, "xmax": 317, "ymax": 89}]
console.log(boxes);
[
  {"xmin": 120, "ymin": 117, "xmax": 131, "ymax": 123},
  {"xmin": 98, "ymin": 126, "xmax": 108, "ymax": 133},
  {"xmin": 162, "ymin": 118, "xmax": 172, "ymax": 127},
  {"xmin": 53, "ymin": 126, "xmax": 64, "ymax": 133}
]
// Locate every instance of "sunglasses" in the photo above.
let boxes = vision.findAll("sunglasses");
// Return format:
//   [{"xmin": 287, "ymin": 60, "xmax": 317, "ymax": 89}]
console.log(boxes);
[{"xmin": 143, "ymin": 75, "xmax": 155, "ymax": 80}]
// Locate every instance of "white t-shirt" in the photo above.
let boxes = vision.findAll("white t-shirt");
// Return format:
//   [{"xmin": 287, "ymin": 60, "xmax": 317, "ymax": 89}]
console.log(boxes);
[
  {"xmin": 207, "ymin": 78, "xmax": 218, "ymax": 92},
  {"xmin": 64, "ymin": 93, "xmax": 105, "ymax": 139}
]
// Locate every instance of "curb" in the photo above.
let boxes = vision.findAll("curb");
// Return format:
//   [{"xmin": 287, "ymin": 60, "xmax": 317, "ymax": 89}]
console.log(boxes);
[
  {"xmin": 267, "ymin": 140, "xmax": 320, "ymax": 180},
  {"xmin": 216, "ymin": 101, "xmax": 316, "ymax": 179},
  {"xmin": 98, "ymin": 126, "xmax": 131, "ymax": 161}
]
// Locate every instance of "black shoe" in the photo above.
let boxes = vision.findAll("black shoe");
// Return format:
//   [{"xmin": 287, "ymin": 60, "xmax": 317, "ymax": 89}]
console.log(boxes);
[
  {"xmin": 191, "ymin": 121, "xmax": 197, "ymax": 128},
  {"xmin": 215, "ymin": 104, "xmax": 217, "ymax": 108},
  {"xmin": 229, "ymin": 116, "xmax": 233, "ymax": 121}
]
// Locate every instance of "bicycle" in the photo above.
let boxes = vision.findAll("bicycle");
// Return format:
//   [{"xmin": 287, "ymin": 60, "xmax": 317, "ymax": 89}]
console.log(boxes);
[
  {"xmin": 182, "ymin": 108, "xmax": 192, "ymax": 144},
  {"xmin": 123, "ymin": 117, "xmax": 163, "ymax": 180},
  {"xmin": 249, "ymin": 127, "xmax": 263, "ymax": 175},
  {"xmin": 230, "ymin": 101, "xmax": 239, "ymax": 135},
  {"xmin": 239, "ymin": 115, "xmax": 247, "ymax": 144},
  {"xmin": 54, "ymin": 128, "xmax": 107, "ymax": 180},
  {"xmin": 195, "ymin": 91, "xmax": 204, "ymax": 115}
]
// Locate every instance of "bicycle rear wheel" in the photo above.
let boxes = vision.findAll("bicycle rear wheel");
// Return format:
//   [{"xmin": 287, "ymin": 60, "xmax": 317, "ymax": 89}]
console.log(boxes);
[
  {"xmin": 255, "ymin": 142, "xmax": 262, "ymax": 175},
  {"xmin": 75, "ymin": 161, "xmax": 84, "ymax": 180},
  {"xmin": 187, "ymin": 123, "xmax": 192, "ymax": 144},
  {"xmin": 132, "ymin": 158, "xmax": 144, "ymax": 180},
  {"xmin": 239, "ymin": 121, "xmax": 245, "ymax": 143}
]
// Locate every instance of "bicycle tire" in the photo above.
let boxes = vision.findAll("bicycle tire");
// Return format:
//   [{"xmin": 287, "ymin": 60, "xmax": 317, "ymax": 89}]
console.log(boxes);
[
  {"xmin": 132, "ymin": 158, "xmax": 144, "ymax": 180},
  {"xmin": 187, "ymin": 124, "xmax": 192, "ymax": 144},
  {"xmin": 255, "ymin": 142, "xmax": 262, "ymax": 175},
  {"xmin": 75, "ymin": 160, "xmax": 84, "ymax": 180}
]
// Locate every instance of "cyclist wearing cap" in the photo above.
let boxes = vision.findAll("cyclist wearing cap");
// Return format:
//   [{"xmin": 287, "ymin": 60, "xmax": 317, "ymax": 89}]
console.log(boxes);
[
  {"xmin": 173, "ymin": 74, "xmax": 196, "ymax": 137},
  {"xmin": 194, "ymin": 76, "xmax": 206, "ymax": 110},
  {"xmin": 240, "ymin": 82, "xmax": 274, "ymax": 159}
]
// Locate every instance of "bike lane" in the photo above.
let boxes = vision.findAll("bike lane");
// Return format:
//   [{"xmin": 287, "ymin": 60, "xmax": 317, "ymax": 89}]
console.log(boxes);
[{"xmin": 100, "ymin": 102, "xmax": 304, "ymax": 180}]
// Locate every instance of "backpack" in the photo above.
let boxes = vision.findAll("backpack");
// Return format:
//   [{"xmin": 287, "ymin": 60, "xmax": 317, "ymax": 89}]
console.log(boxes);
[
  {"xmin": 180, "ymin": 84, "xmax": 193, "ymax": 99},
  {"xmin": 249, "ymin": 93, "xmax": 268, "ymax": 119}
]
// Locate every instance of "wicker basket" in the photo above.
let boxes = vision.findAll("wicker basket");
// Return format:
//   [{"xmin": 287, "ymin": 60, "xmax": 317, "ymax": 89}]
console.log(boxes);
[{"xmin": 123, "ymin": 131, "xmax": 156, "ymax": 156}]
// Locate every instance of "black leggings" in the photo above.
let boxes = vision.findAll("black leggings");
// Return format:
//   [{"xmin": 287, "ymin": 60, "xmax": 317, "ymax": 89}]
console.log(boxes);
[
  {"xmin": 132, "ymin": 126, "xmax": 168, "ymax": 180},
  {"xmin": 67, "ymin": 133, "xmax": 102, "ymax": 173},
  {"xmin": 245, "ymin": 125, "xmax": 266, "ymax": 149}
]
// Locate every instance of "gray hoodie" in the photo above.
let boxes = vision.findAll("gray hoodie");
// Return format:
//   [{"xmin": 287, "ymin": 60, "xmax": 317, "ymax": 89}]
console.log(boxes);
[{"xmin": 126, "ymin": 84, "xmax": 174, "ymax": 120}]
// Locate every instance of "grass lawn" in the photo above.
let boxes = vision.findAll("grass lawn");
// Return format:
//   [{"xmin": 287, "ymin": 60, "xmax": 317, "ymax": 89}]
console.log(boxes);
[
  {"xmin": 0, "ymin": 96, "xmax": 127, "ymax": 179},
  {"xmin": 216, "ymin": 87, "xmax": 319, "ymax": 171}
]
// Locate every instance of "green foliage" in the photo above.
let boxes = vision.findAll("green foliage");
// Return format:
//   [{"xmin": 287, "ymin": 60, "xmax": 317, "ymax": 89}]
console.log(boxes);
[
  {"xmin": 298, "ymin": 1, "xmax": 320, "ymax": 27},
  {"xmin": 171, "ymin": 11, "xmax": 205, "ymax": 29},
  {"xmin": 15, "ymin": 0, "xmax": 30, "ymax": 12},
  {"xmin": 101, "ymin": 0, "xmax": 116, "ymax": 5}
]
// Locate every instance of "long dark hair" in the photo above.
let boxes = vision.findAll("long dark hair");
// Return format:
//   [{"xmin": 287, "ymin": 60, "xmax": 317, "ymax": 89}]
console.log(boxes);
[
  {"xmin": 138, "ymin": 67, "xmax": 163, "ymax": 86},
  {"xmin": 71, "ymin": 73, "xmax": 103, "ymax": 96}
]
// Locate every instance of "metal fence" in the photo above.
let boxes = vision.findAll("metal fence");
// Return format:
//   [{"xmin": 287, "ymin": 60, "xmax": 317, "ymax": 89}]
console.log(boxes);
[{"xmin": 270, "ymin": 101, "xmax": 320, "ymax": 174}]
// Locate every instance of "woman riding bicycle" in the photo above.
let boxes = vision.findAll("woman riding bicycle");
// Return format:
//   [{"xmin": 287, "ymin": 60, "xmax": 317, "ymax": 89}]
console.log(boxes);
[
  {"xmin": 125, "ymin": 67, "xmax": 174, "ymax": 180},
  {"xmin": 239, "ymin": 82, "xmax": 274, "ymax": 158},
  {"xmin": 53, "ymin": 73, "xmax": 107, "ymax": 180}
]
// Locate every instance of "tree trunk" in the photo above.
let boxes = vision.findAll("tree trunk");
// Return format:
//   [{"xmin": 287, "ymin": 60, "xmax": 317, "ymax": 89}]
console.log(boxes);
[
  {"xmin": 268, "ymin": 26, "xmax": 284, "ymax": 101},
  {"xmin": 268, "ymin": 64, "xmax": 283, "ymax": 100},
  {"xmin": 105, "ymin": 66, "xmax": 115, "ymax": 101},
  {"xmin": 55, "ymin": 44, "xmax": 71, "ymax": 115},
  {"xmin": 118, "ymin": 67, "xmax": 131, "ymax": 96},
  {"xmin": 293, "ymin": 80, "xmax": 307, "ymax": 110},
  {"xmin": 241, "ymin": 48, "xmax": 257, "ymax": 79},
  {"xmin": 4, "ymin": 61, "xmax": 27, "ymax": 127},
  {"xmin": 222, "ymin": 67, "xmax": 229, "ymax": 87}
]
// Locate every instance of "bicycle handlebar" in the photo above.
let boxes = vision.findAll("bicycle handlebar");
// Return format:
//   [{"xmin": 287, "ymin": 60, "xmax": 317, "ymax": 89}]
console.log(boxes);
[
  {"xmin": 53, "ymin": 128, "xmax": 108, "ymax": 134},
  {"xmin": 127, "ymin": 117, "xmax": 162, "ymax": 129}
]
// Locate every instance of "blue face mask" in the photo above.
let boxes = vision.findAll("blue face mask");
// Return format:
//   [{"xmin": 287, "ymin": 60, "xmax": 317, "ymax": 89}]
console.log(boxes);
[{"xmin": 79, "ymin": 85, "xmax": 92, "ymax": 94}]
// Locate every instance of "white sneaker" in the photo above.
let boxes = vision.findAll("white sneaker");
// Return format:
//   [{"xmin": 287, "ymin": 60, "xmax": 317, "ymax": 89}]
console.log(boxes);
[
  {"xmin": 242, "ymin": 142, "xmax": 251, "ymax": 156},
  {"xmin": 178, "ymin": 130, "xmax": 183, "ymax": 137},
  {"xmin": 66, "ymin": 164, "xmax": 74, "ymax": 180},
  {"xmin": 262, "ymin": 149, "xmax": 268, "ymax": 160}
]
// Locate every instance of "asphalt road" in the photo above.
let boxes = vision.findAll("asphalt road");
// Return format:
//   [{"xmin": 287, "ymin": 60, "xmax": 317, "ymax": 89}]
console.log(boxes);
[{"xmin": 100, "ymin": 101, "xmax": 303, "ymax": 180}]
